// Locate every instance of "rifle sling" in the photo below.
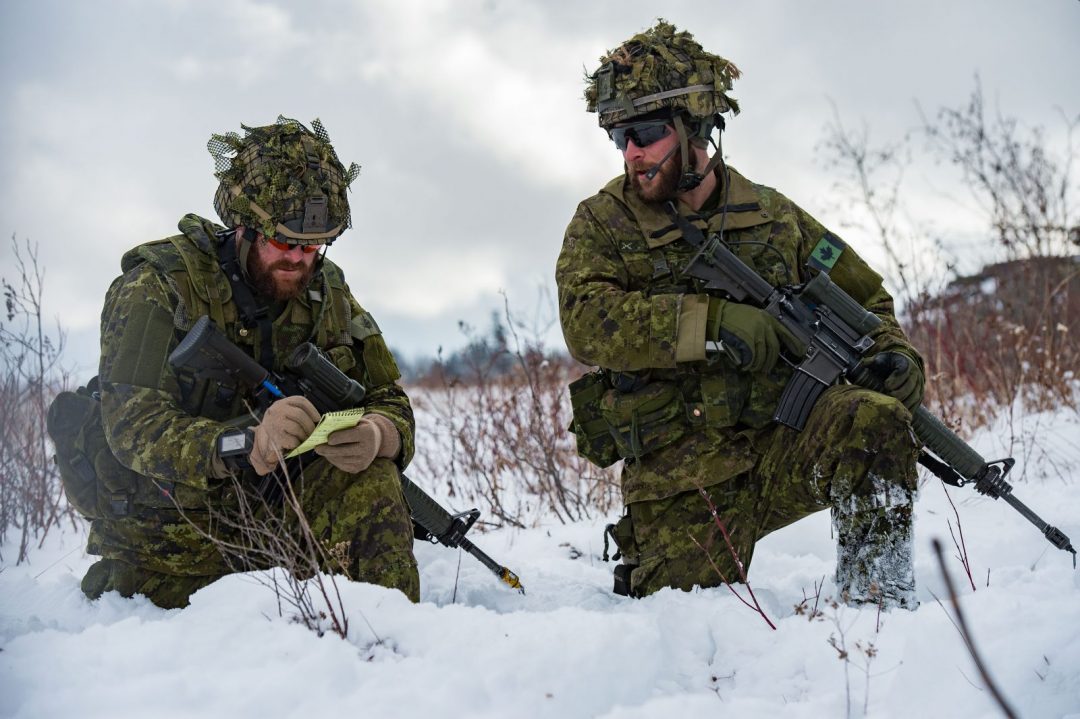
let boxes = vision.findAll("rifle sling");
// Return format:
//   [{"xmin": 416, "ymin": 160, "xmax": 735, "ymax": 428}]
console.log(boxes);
[{"xmin": 917, "ymin": 450, "xmax": 966, "ymax": 487}]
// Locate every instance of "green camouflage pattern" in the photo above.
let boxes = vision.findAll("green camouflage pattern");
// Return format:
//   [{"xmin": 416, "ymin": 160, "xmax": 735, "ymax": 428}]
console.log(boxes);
[
  {"xmin": 82, "ymin": 214, "xmax": 418, "ymax": 606},
  {"xmin": 623, "ymin": 385, "xmax": 918, "ymax": 605},
  {"xmin": 585, "ymin": 20, "xmax": 740, "ymax": 128},
  {"xmin": 557, "ymin": 166, "xmax": 922, "ymax": 504},
  {"xmin": 208, "ymin": 117, "xmax": 361, "ymax": 243},
  {"xmin": 557, "ymin": 165, "xmax": 923, "ymax": 604},
  {"xmin": 82, "ymin": 458, "xmax": 419, "ymax": 607}
]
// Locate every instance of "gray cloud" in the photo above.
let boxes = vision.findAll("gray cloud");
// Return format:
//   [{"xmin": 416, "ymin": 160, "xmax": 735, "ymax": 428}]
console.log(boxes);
[{"xmin": 2, "ymin": 0, "xmax": 1077, "ymax": 372}]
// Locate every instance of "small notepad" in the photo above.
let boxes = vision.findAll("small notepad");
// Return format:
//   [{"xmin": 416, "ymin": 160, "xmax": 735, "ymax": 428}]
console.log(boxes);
[{"xmin": 286, "ymin": 408, "xmax": 367, "ymax": 458}]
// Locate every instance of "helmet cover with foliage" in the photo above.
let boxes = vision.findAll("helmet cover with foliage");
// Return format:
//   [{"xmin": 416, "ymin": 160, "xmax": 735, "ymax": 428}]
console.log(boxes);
[
  {"xmin": 208, "ymin": 116, "xmax": 361, "ymax": 245},
  {"xmin": 585, "ymin": 20, "xmax": 741, "ymax": 129}
]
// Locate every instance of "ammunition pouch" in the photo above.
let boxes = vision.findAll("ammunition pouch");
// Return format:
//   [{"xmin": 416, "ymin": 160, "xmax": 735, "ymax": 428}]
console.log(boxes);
[
  {"xmin": 569, "ymin": 361, "xmax": 785, "ymax": 467},
  {"xmin": 567, "ymin": 370, "xmax": 620, "ymax": 468},
  {"xmin": 600, "ymin": 380, "xmax": 687, "ymax": 461}
]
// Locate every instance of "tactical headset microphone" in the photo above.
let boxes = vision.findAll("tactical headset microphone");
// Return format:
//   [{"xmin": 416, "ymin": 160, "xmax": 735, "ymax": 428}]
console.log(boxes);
[{"xmin": 643, "ymin": 143, "xmax": 679, "ymax": 180}]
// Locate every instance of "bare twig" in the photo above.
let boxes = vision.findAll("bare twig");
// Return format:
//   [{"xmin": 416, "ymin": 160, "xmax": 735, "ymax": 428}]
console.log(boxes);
[
  {"xmin": 693, "ymin": 487, "xmax": 776, "ymax": 631},
  {"xmin": 931, "ymin": 538, "xmax": 1018, "ymax": 719},
  {"xmin": 940, "ymin": 481, "xmax": 976, "ymax": 591},
  {"xmin": 0, "ymin": 235, "xmax": 74, "ymax": 563},
  {"xmin": 409, "ymin": 292, "xmax": 619, "ymax": 530},
  {"xmin": 821, "ymin": 597, "xmax": 879, "ymax": 719},
  {"xmin": 794, "ymin": 575, "xmax": 827, "ymax": 621},
  {"xmin": 172, "ymin": 454, "xmax": 362, "ymax": 640},
  {"xmin": 822, "ymin": 86, "xmax": 1080, "ymax": 437}
]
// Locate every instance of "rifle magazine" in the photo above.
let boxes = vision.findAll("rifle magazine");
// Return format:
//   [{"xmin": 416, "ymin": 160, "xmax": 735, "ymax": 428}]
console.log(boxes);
[{"xmin": 773, "ymin": 370, "xmax": 828, "ymax": 431}]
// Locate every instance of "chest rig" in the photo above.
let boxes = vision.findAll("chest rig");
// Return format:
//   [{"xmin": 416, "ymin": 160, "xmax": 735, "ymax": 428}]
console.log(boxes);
[
  {"xmin": 588, "ymin": 169, "xmax": 803, "ymax": 462},
  {"xmin": 599, "ymin": 168, "xmax": 791, "ymax": 303},
  {"xmin": 121, "ymin": 214, "xmax": 355, "ymax": 420}
]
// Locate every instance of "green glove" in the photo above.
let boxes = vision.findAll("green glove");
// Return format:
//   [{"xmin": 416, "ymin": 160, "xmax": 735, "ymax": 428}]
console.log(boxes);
[
  {"xmin": 862, "ymin": 350, "xmax": 925, "ymax": 410},
  {"xmin": 706, "ymin": 298, "xmax": 801, "ymax": 373}
]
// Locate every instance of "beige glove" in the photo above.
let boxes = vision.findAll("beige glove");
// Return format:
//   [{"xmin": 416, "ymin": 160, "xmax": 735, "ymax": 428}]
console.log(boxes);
[
  {"xmin": 250, "ymin": 396, "xmax": 320, "ymax": 476},
  {"xmin": 314, "ymin": 413, "xmax": 401, "ymax": 473}
]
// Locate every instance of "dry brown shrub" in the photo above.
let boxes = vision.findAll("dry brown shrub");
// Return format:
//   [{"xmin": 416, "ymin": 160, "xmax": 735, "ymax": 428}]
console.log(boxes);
[
  {"xmin": 0, "ymin": 236, "xmax": 75, "ymax": 563},
  {"xmin": 408, "ymin": 303, "xmax": 620, "ymax": 528},
  {"xmin": 905, "ymin": 256, "xmax": 1080, "ymax": 431}
]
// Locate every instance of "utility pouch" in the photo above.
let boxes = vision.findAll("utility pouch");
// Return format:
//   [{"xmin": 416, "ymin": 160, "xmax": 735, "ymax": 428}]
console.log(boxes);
[
  {"xmin": 46, "ymin": 377, "xmax": 139, "ymax": 519},
  {"xmin": 600, "ymin": 380, "xmax": 686, "ymax": 460},
  {"xmin": 697, "ymin": 371, "xmax": 746, "ymax": 429},
  {"xmin": 567, "ymin": 370, "xmax": 620, "ymax": 468}
]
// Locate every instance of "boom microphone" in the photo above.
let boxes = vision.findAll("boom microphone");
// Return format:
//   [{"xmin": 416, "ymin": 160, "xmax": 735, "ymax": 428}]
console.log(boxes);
[{"xmin": 644, "ymin": 143, "xmax": 679, "ymax": 180}]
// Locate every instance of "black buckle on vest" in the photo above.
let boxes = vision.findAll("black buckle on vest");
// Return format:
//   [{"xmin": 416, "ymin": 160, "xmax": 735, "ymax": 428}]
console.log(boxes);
[{"xmin": 650, "ymin": 252, "xmax": 672, "ymax": 281}]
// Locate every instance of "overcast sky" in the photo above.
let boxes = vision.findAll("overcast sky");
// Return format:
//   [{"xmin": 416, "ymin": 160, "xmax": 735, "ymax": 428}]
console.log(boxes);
[{"xmin": 2, "ymin": 0, "xmax": 1077, "ymax": 372}]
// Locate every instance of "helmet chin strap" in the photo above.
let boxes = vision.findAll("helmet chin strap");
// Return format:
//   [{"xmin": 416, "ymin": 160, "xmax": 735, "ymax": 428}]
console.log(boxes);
[
  {"xmin": 674, "ymin": 115, "xmax": 705, "ymax": 191},
  {"xmin": 237, "ymin": 227, "xmax": 259, "ymax": 282},
  {"xmin": 677, "ymin": 113, "xmax": 730, "ymax": 193},
  {"xmin": 699, "ymin": 113, "xmax": 727, "ymax": 173}
]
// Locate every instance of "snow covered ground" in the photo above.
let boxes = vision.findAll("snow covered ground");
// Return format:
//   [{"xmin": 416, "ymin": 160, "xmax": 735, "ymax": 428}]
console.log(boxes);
[{"xmin": 2, "ymin": 405, "xmax": 1079, "ymax": 718}]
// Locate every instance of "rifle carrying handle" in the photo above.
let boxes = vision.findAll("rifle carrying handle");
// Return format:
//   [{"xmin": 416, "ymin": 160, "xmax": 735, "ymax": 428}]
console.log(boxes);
[
  {"xmin": 802, "ymin": 272, "xmax": 881, "ymax": 336},
  {"xmin": 287, "ymin": 343, "xmax": 366, "ymax": 409}
]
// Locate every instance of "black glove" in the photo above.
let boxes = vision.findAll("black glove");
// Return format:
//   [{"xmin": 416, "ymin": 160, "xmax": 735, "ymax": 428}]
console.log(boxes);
[{"xmin": 863, "ymin": 351, "xmax": 925, "ymax": 411}]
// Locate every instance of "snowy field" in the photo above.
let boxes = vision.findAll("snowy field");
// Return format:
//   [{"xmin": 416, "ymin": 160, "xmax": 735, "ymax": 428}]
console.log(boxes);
[{"xmin": 2, "ymin": 405, "xmax": 1079, "ymax": 718}]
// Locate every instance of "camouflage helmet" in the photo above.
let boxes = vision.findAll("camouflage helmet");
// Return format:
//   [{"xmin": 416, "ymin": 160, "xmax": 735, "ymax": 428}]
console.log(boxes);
[
  {"xmin": 208, "ymin": 116, "xmax": 361, "ymax": 245},
  {"xmin": 585, "ymin": 20, "xmax": 740, "ymax": 129}
]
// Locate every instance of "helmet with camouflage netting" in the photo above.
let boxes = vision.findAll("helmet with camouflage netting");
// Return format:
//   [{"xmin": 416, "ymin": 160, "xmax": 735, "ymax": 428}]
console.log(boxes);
[
  {"xmin": 208, "ymin": 116, "xmax": 361, "ymax": 245},
  {"xmin": 585, "ymin": 20, "xmax": 740, "ymax": 131}
]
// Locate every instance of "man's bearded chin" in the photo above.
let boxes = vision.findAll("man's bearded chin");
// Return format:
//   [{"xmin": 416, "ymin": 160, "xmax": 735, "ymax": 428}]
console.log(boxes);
[
  {"xmin": 628, "ymin": 146, "xmax": 684, "ymax": 203},
  {"xmin": 248, "ymin": 251, "xmax": 316, "ymax": 301}
]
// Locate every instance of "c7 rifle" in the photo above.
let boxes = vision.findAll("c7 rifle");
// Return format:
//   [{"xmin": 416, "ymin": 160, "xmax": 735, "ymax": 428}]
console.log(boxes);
[
  {"xmin": 672, "ymin": 206, "xmax": 1075, "ymax": 565},
  {"xmin": 168, "ymin": 315, "xmax": 525, "ymax": 592}
]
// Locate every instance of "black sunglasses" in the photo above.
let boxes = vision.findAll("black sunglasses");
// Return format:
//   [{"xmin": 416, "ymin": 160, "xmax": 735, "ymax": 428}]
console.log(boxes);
[{"xmin": 608, "ymin": 121, "xmax": 672, "ymax": 151}]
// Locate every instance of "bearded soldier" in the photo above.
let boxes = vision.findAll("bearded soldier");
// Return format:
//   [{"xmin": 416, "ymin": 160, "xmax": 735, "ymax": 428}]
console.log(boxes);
[
  {"xmin": 558, "ymin": 22, "xmax": 923, "ymax": 608},
  {"xmin": 79, "ymin": 117, "xmax": 419, "ymax": 607}
]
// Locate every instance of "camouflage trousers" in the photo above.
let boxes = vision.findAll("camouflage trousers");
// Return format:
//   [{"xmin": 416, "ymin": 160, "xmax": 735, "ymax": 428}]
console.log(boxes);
[
  {"xmin": 616, "ymin": 385, "xmax": 920, "ymax": 607},
  {"xmin": 81, "ymin": 457, "xmax": 419, "ymax": 608}
]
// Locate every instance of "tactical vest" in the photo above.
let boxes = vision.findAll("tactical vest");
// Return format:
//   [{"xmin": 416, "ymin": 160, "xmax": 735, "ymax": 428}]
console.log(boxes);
[
  {"xmin": 121, "ymin": 214, "xmax": 364, "ymax": 420},
  {"xmin": 48, "ymin": 214, "xmax": 380, "ymax": 518},
  {"xmin": 569, "ymin": 169, "xmax": 802, "ymax": 466}
]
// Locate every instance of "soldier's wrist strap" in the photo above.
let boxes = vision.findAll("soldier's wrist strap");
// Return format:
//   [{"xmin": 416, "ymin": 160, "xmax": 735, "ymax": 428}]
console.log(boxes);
[{"xmin": 217, "ymin": 428, "xmax": 255, "ymax": 472}]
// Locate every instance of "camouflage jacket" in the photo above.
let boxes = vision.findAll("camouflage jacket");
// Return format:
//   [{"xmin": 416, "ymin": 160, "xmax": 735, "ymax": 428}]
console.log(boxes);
[
  {"xmin": 98, "ymin": 214, "xmax": 415, "ymax": 498},
  {"xmin": 557, "ymin": 167, "xmax": 921, "ymax": 503}
]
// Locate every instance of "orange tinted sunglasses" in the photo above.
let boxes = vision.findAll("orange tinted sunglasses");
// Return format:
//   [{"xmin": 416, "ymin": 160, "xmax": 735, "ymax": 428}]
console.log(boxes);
[{"xmin": 266, "ymin": 237, "xmax": 321, "ymax": 254}]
